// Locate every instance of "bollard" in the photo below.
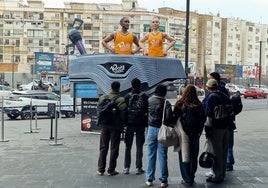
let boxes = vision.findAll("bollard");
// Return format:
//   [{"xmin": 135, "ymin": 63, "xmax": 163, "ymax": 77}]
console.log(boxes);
[
  {"xmin": 24, "ymin": 100, "xmax": 38, "ymax": 134},
  {"xmin": 32, "ymin": 106, "xmax": 41, "ymax": 130},
  {"xmin": 0, "ymin": 96, "xmax": 9, "ymax": 142},
  {"xmin": 49, "ymin": 110, "xmax": 63, "ymax": 146}
]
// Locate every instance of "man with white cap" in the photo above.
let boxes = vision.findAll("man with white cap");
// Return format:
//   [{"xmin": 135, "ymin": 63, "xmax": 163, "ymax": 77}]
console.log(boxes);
[{"xmin": 202, "ymin": 79, "xmax": 232, "ymax": 183}]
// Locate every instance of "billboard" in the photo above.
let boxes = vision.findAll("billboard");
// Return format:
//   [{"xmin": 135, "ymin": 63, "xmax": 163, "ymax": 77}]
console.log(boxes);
[
  {"xmin": 35, "ymin": 52, "xmax": 54, "ymax": 74},
  {"xmin": 35, "ymin": 52, "xmax": 68, "ymax": 74},
  {"xmin": 242, "ymin": 65, "xmax": 257, "ymax": 78}
]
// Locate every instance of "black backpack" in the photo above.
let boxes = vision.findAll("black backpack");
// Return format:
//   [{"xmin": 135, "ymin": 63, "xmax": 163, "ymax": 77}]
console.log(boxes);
[
  {"xmin": 127, "ymin": 93, "xmax": 146, "ymax": 125},
  {"xmin": 97, "ymin": 95, "xmax": 119, "ymax": 126},
  {"xmin": 181, "ymin": 105, "xmax": 206, "ymax": 136},
  {"xmin": 230, "ymin": 92, "xmax": 243, "ymax": 115},
  {"xmin": 210, "ymin": 92, "xmax": 233, "ymax": 129}
]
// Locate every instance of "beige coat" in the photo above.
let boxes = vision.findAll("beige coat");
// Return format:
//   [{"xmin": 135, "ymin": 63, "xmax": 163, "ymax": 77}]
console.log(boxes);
[{"xmin": 173, "ymin": 118, "xmax": 190, "ymax": 163}]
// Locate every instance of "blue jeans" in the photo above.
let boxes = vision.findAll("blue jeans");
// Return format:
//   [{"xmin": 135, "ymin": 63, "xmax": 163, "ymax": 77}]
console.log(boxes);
[
  {"xmin": 146, "ymin": 125, "xmax": 168, "ymax": 182},
  {"xmin": 227, "ymin": 130, "xmax": 234, "ymax": 167},
  {"xmin": 178, "ymin": 135, "xmax": 200, "ymax": 184}
]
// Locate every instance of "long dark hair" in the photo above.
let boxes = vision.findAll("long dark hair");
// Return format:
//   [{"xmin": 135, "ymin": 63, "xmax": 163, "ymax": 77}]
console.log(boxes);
[{"xmin": 174, "ymin": 84, "xmax": 202, "ymax": 108}]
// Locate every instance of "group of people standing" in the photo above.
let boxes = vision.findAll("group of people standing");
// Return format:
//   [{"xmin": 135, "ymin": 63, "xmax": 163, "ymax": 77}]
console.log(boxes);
[
  {"xmin": 96, "ymin": 72, "xmax": 240, "ymax": 187},
  {"xmin": 95, "ymin": 16, "xmax": 239, "ymax": 187}
]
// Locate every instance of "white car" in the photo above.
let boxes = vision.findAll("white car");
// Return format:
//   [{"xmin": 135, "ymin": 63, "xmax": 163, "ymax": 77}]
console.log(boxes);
[
  {"xmin": 18, "ymin": 80, "xmax": 53, "ymax": 91},
  {"xmin": 225, "ymin": 83, "xmax": 246, "ymax": 95},
  {"xmin": 234, "ymin": 84, "xmax": 246, "ymax": 95},
  {"xmin": 3, "ymin": 90, "xmax": 74, "ymax": 119},
  {"xmin": 0, "ymin": 85, "xmax": 14, "ymax": 98}
]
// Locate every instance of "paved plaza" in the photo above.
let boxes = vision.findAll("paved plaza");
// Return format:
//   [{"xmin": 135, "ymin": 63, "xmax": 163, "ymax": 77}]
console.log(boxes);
[{"xmin": 0, "ymin": 107, "xmax": 268, "ymax": 188}]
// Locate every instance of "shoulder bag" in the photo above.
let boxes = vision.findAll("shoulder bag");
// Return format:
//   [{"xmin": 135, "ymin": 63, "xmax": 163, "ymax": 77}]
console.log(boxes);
[{"xmin": 157, "ymin": 99, "xmax": 179, "ymax": 147}]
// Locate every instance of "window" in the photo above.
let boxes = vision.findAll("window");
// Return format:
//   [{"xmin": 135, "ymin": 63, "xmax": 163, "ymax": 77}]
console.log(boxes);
[
  {"xmin": 27, "ymin": 30, "xmax": 43, "ymax": 37},
  {"xmin": 39, "ymin": 40, "xmax": 43, "ymax": 46},
  {"xmin": 215, "ymin": 22, "xmax": 220, "ymax": 29},
  {"xmin": 55, "ymin": 14, "xmax": 60, "ymax": 19},
  {"xmin": 84, "ymin": 24, "xmax": 92, "ymax": 30}
]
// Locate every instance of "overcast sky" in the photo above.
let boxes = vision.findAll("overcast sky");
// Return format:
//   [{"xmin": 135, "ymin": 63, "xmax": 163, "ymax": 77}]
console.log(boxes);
[{"xmin": 43, "ymin": 0, "xmax": 268, "ymax": 24}]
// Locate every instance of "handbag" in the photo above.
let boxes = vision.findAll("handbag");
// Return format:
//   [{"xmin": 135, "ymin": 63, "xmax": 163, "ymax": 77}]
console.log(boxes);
[
  {"xmin": 157, "ymin": 100, "xmax": 179, "ymax": 147},
  {"xmin": 199, "ymin": 139, "xmax": 215, "ymax": 168}
]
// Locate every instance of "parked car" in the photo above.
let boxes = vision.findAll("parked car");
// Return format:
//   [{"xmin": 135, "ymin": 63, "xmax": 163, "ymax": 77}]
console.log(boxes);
[
  {"xmin": 176, "ymin": 85, "xmax": 204, "ymax": 96},
  {"xmin": 0, "ymin": 85, "xmax": 14, "ymax": 98},
  {"xmin": 3, "ymin": 90, "xmax": 75, "ymax": 120},
  {"xmin": 225, "ymin": 83, "xmax": 246, "ymax": 95},
  {"xmin": 244, "ymin": 87, "xmax": 267, "ymax": 99},
  {"xmin": 252, "ymin": 85, "xmax": 268, "ymax": 94},
  {"xmin": 195, "ymin": 86, "xmax": 205, "ymax": 96},
  {"xmin": 18, "ymin": 80, "xmax": 52, "ymax": 91}
]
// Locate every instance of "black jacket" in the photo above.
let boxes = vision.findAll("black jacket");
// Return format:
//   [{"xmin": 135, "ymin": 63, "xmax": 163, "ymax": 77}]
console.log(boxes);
[{"xmin": 148, "ymin": 95, "xmax": 173, "ymax": 128}]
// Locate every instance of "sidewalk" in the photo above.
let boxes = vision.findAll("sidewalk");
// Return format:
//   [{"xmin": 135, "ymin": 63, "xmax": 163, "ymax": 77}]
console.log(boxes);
[{"xmin": 0, "ymin": 108, "xmax": 268, "ymax": 188}]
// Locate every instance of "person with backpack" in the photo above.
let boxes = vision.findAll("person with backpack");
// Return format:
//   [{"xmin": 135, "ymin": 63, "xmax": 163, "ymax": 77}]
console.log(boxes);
[
  {"xmin": 145, "ymin": 84, "xmax": 173, "ymax": 187},
  {"xmin": 123, "ymin": 78, "xmax": 149, "ymax": 175},
  {"xmin": 208, "ymin": 72, "xmax": 243, "ymax": 172},
  {"xmin": 97, "ymin": 81, "xmax": 127, "ymax": 176},
  {"xmin": 203, "ymin": 79, "xmax": 232, "ymax": 183},
  {"xmin": 173, "ymin": 84, "xmax": 206, "ymax": 186}
]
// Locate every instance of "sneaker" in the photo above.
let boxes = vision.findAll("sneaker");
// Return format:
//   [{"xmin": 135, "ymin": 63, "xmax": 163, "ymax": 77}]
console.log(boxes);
[
  {"xmin": 181, "ymin": 180, "xmax": 192, "ymax": 186},
  {"xmin": 107, "ymin": 171, "xmax": 119, "ymax": 176},
  {"xmin": 97, "ymin": 171, "xmax": 104, "ymax": 176},
  {"xmin": 145, "ymin": 180, "xmax": 153, "ymax": 186},
  {"xmin": 135, "ymin": 168, "xmax": 145, "ymax": 175},
  {"xmin": 206, "ymin": 177, "xmax": 224, "ymax": 183},
  {"xmin": 226, "ymin": 165, "xmax": 233, "ymax": 171},
  {"xmin": 205, "ymin": 169, "xmax": 215, "ymax": 177},
  {"xmin": 123, "ymin": 168, "xmax": 130, "ymax": 174},
  {"xmin": 160, "ymin": 182, "xmax": 168, "ymax": 187}
]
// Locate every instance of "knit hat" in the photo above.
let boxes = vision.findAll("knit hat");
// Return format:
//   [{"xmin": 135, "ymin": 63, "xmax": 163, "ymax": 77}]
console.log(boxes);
[{"xmin": 206, "ymin": 79, "xmax": 218, "ymax": 89}]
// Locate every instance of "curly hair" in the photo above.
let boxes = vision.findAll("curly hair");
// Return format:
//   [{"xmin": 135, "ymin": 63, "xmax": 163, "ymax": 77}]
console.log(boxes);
[{"xmin": 174, "ymin": 84, "xmax": 202, "ymax": 108}]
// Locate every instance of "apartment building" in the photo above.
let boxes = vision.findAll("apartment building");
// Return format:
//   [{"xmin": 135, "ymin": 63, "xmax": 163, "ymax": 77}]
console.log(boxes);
[{"xmin": 0, "ymin": 0, "xmax": 267, "ymax": 86}]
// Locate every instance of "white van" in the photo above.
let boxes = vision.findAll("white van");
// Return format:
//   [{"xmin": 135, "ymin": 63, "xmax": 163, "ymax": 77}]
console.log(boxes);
[{"xmin": 3, "ymin": 90, "xmax": 76, "ymax": 120}]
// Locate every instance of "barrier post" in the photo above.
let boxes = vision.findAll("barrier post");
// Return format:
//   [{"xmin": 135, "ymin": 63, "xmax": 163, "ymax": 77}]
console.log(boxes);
[
  {"xmin": 32, "ymin": 106, "xmax": 40, "ymax": 130},
  {"xmin": 40, "ymin": 103, "xmax": 55, "ymax": 140},
  {"xmin": 49, "ymin": 108, "xmax": 63, "ymax": 146},
  {"xmin": 24, "ymin": 100, "xmax": 38, "ymax": 134},
  {"xmin": 0, "ymin": 96, "xmax": 9, "ymax": 142}
]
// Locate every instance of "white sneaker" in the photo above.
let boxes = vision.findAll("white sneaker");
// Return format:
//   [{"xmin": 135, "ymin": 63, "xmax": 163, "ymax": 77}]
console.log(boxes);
[
  {"xmin": 146, "ymin": 180, "xmax": 153, "ymax": 186},
  {"xmin": 205, "ymin": 169, "xmax": 215, "ymax": 177},
  {"xmin": 123, "ymin": 168, "xmax": 129, "ymax": 174}
]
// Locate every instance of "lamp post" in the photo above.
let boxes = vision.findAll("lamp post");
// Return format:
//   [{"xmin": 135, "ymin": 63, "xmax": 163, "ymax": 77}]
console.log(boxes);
[
  {"xmin": 258, "ymin": 41, "xmax": 265, "ymax": 88},
  {"xmin": 11, "ymin": 45, "xmax": 15, "ymax": 89},
  {"xmin": 185, "ymin": 0, "xmax": 190, "ymax": 81},
  {"xmin": 203, "ymin": 50, "xmax": 212, "ymax": 88},
  {"xmin": 11, "ymin": 22, "xmax": 15, "ymax": 89}
]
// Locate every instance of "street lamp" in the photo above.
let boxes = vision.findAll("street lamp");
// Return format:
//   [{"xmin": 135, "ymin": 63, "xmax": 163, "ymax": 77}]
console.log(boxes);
[
  {"xmin": 185, "ymin": 0, "xmax": 190, "ymax": 80},
  {"xmin": 203, "ymin": 50, "xmax": 212, "ymax": 89},
  {"xmin": 11, "ymin": 45, "xmax": 15, "ymax": 89},
  {"xmin": 258, "ymin": 41, "xmax": 266, "ymax": 88},
  {"xmin": 11, "ymin": 22, "xmax": 15, "ymax": 89}
]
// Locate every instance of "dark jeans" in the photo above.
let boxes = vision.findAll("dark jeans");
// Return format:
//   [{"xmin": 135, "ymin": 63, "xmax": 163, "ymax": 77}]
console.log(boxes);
[
  {"xmin": 124, "ymin": 126, "xmax": 145, "ymax": 169},
  {"xmin": 98, "ymin": 127, "xmax": 121, "ymax": 173},
  {"xmin": 227, "ymin": 130, "xmax": 234, "ymax": 167},
  {"xmin": 178, "ymin": 135, "xmax": 200, "ymax": 184}
]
